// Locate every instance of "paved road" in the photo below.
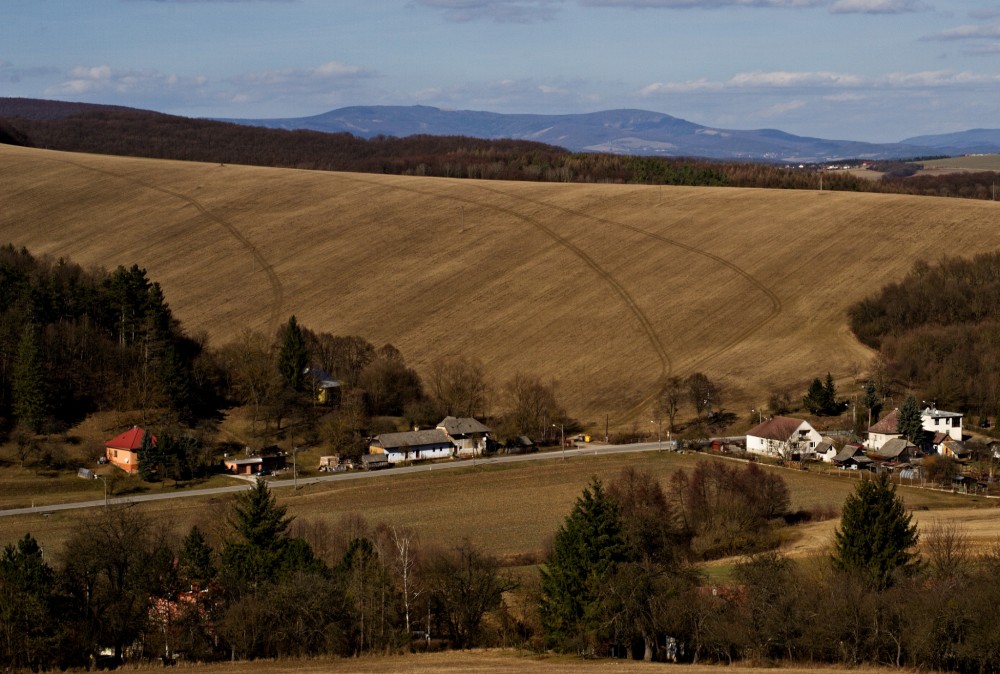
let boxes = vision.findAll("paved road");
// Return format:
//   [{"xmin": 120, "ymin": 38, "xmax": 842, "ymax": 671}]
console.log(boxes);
[{"xmin": 0, "ymin": 441, "xmax": 673, "ymax": 518}]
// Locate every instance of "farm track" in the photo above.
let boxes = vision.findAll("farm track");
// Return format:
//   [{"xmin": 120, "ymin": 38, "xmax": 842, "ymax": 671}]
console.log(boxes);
[
  {"xmin": 335, "ymin": 173, "xmax": 674, "ymax": 381},
  {"xmin": 455, "ymin": 181, "xmax": 783, "ymax": 418},
  {"xmin": 45, "ymin": 156, "xmax": 286, "ymax": 333}
]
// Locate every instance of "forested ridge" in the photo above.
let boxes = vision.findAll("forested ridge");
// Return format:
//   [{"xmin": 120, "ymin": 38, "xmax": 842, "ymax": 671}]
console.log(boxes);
[{"xmin": 2, "ymin": 98, "xmax": 998, "ymax": 198}]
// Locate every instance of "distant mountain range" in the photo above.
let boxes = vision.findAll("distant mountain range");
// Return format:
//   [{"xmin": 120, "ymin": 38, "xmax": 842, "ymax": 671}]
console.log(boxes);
[{"xmin": 224, "ymin": 106, "xmax": 1000, "ymax": 163}]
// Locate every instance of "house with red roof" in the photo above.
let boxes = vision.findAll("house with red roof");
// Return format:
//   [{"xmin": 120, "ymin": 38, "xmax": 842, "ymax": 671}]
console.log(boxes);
[
  {"xmin": 105, "ymin": 426, "xmax": 156, "ymax": 474},
  {"xmin": 746, "ymin": 416, "xmax": 821, "ymax": 460}
]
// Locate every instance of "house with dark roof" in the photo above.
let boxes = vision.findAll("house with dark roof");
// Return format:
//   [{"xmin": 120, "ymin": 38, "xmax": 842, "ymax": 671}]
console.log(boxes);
[
  {"xmin": 105, "ymin": 426, "xmax": 156, "ymax": 474},
  {"xmin": 815, "ymin": 436, "xmax": 838, "ymax": 463},
  {"xmin": 867, "ymin": 406, "xmax": 963, "ymax": 453},
  {"xmin": 369, "ymin": 429, "xmax": 454, "ymax": 464},
  {"xmin": 831, "ymin": 443, "xmax": 866, "ymax": 466},
  {"xmin": 866, "ymin": 408, "xmax": 901, "ymax": 451},
  {"xmin": 436, "ymin": 416, "xmax": 491, "ymax": 458},
  {"xmin": 746, "ymin": 416, "xmax": 821, "ymax": 459}
]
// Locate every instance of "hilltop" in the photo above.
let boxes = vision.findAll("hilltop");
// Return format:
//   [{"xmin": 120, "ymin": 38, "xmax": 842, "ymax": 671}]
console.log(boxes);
[{"xmin": 4, "ymin": 144, "xmax": 1000, "ymax": 423}]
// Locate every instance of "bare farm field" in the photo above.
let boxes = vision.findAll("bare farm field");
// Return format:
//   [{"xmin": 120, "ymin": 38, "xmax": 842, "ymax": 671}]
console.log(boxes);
[
  {"xmin": 1, "ymin": 450, "xmax": 993, "ymax": 566},
  {"xmin": 918, "ymin": 154, "xmax": 1000, "ymax": 174},
  {"xmin": 4, "ymin": 145, "xmax": 1000, "ymax": 423},
  {"xmin": 155, "ymin": 649, "xmax": 914, "ymax": 674}
]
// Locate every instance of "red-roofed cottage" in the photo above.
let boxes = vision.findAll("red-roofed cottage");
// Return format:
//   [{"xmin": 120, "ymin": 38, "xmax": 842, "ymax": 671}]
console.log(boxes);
[
  {"xmin": 105, "ymin": 426, "xmax": 156, "ymax": 474},
  {"xmin": 746, "ymin": 416, "xmax": 821, "ymax": 460}
]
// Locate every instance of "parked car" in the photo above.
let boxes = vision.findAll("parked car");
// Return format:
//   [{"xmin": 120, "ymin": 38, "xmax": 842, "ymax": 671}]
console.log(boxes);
[{"xmin": 253, "ymin": 469, "xmax": 272, "ymax": 477}]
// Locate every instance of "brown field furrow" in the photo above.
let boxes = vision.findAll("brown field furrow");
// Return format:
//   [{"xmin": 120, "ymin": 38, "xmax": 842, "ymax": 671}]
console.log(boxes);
[
  {"xmin": 5, "ymin": 145, "xmax": 1000, "ymax": 421},
  {"xmin": 44, "ymin": 155, "xmax": 287, "ymax": 334}
]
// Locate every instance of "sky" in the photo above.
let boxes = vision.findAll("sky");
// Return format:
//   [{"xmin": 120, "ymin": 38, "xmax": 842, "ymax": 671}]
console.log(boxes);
[{"xmin": 2, "ymin": 0, "xmax": 999, "ymax": 142}]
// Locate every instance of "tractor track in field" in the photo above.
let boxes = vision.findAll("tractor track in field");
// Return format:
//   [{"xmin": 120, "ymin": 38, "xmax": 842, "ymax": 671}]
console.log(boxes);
[
  {"xmin": 43, "ymin": 157, "xmax": 286, "ymax": 334},
  {"xmin": 338, "ymin": 173, "xmax": 674, "ymax": 380},
  {"xmin": 445, "ymin": 181, "xmax": 783, "ymax": 419}
]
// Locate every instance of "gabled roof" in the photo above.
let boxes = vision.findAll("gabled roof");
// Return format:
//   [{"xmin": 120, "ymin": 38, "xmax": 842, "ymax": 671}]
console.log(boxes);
[
  {"xmin": 874, "ymin": 437, "xmax": 915, "ymax": 459},
  {"xmin": 868, "ymin": 408, "xmax": 899, "ymax": 435},
  {"xmin": 374, "ymin": 429, "xmax": 452, "ymax": 450},
  {"xmin": 106, "ymin": 426, "xmax": 156, "ymax": 451},
  {"xmin": 815, "ymin": 441, "xmax": 835, "ymax": 455},
  {"xmin": 747, "ymin": 416, "xmax": 811, "ymax": 442},
  {"xmin": 833, "ymin": 445, "xmax": 864, "ymax": 463},
  {"xmin": 437, "ymin": 416, "xmax": 491, "ymax": 436}
]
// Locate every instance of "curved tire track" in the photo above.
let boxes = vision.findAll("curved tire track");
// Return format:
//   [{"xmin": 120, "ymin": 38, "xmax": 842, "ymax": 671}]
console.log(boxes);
[
  {"xmin": 337, "ymin": 174, "xmax": 673, "ymax": 381},
  {"xmin": 45, "ymin": 158, "xmax": 285, "ymax": 333}
]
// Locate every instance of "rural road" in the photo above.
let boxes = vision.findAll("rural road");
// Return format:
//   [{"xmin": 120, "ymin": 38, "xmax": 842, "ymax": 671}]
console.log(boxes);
[{"xmin": 0, "ymin": 441, "xmax": 670, "ymax": 518}]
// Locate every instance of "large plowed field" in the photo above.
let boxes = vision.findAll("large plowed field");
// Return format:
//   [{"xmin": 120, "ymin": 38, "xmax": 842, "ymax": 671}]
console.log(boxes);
[{"xmin": 4, "ymin": 144, "xmax": 1000, "ymax": 422}]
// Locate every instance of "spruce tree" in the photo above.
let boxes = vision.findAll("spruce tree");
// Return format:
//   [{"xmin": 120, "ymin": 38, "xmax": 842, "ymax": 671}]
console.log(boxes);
[
  {"xmin": 178, "ymin": 525, "xmax": 215, "ymax": 586},
  {"xmin": 863, "ymin": 379, "xmax": 882, "ymax": 424},
  {"xmin": 832, "ymin": 472, "xmax": 919, "ymax": 590},
  {"xmin": 12, "ymin": 324, "xmax": 48, "ymax": 433},
  {"xmin": 137, "ymin": 430, "xmax": 160, "ymax": 482},
  {"xmin": 898, "ymin": 393, "xmax": 923, "ymax": 444},
  {"xmin": 277, "ymin": 315, "xmax": 308, "ymax": 391},
  {"xmin": 539, "ymin": 477, "xmax": 629, "ymax": 650}
]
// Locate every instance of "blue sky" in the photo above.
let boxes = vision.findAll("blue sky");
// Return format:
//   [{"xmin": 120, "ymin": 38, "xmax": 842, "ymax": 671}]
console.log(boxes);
[{"xmin": 2, "ymin": 0, "xmax": 999, "ymax": 142}]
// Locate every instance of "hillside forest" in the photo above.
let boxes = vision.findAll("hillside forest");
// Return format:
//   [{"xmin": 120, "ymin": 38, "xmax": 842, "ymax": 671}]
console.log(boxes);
[
  {"xmin": 848, "ymin": 251, "xmax": 1000, "ymax": 423},
  {"xmin": 1, "ymin": 100, "xmax": 998, "ymax": 201}
]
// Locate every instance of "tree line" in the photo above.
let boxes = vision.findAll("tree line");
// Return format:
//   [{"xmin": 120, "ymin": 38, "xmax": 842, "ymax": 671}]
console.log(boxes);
[
  {"xmin": 3, "ymin": 102, "xmax": 998, "ymax": 199},
  {"xmin": 4, "ymin": 459, "xmax": 997, "ymax": 670},
  {"xmin": 848, "ymin": 251, "xmax": 1000, "ymax": 422},
  {"xmin": 0, "ymin": 479, "xmax": 517, "ymax": 669},
  {"xmin": 540, "ymin": 467, "xmax": 1000, "ymax": 671}
]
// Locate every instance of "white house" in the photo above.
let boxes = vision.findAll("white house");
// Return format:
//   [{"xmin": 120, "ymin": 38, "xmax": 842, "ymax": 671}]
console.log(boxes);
[
  {"xmin": 815, "ymin": 437, "xmax": 838, "ymax": 463},
  {"xmin": 866, "ymin": 406, "xmax": 963, "ymax": 452},
  {"xmin": 436, "ymin": 416, "xmax": 491, "ymax": 458},
  {"xmin": 746, "ymin": 416, "xmax": 822, "ymax": 459},
  {"xmin": 922, "ymin": 406, "xmax": 962, "ymax": 443},
  {"xmin": 369, "ymin": 429, "xmax": 454, "ymax": 464},
  {"xmin": 866, "ymin": 409, "xmax": 901, "ymax": 451}
]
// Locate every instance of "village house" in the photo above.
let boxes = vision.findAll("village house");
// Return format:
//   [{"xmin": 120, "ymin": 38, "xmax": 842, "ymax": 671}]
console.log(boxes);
[
  {"xmin": 815, "ymin": 436, "xmax": 838, "ymax": 463},
  {"xmin": 436, "ymin": 416, "xmax": 491, "ymax": 458},
  {"xmin": 105, "ymin": 426, "xmax": 155, "ymax": 474},
  {"xmin": 369, "ymin": 429, "xmax": 455, "ymax": 464},
  {"xmin": 746, "ymin": 416, "xmax": 822, "ymax": 460},
  {"xmin": 866, "ymin": 406, "xmax": 963, "ymax": 452}
]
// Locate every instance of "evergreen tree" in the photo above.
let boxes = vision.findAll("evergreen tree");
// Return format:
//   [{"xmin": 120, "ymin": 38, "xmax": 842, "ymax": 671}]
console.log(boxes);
[
  {"xmin": 832, "ymin": 472, "xmax": 919, "ymax": 590},
  {"xmin": 803, "ymin": 377, "xmax": 825, "ymax": 415},
  {"xmin": 862, "ymin": 379, "xmax": 882, "ymax": 425},
  {"xmin": 277, "ymin": 315, "xmax": 308, "ymax": 391},
  {"xmin": 12, "ymin": 324, "xmax": 48, "ymax": 433},
  {"xmin": 136, "ymin": 430, "xmax": 160, "ymax": 482},
  {"xmin": 898, "ymin": 394, "xmax": 923, "ymax": 444},
  {"xmin": 178, "ymin": 526, "xmax": 215, "ymax": 586},
  {"xmin": 539, "ymin": 477, "xmax": 629, "ymax": 650},
  {"xmin": 221, "ymin": 479, "xmax": 321, "ymax": 591},
  {"xmin": 822, "ymin": 372, "xmax": 839, "ymax": 413},
  {"xmin": 0, "ymin": 533, "xmax": 58, "ymax": 670}
]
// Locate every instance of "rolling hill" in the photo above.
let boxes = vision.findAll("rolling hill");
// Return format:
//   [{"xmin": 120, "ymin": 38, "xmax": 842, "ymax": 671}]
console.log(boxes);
[
  {"xmin": 4, "ymin": 144, "xmax": 1000, "ymax": 425},
  {"xmin": 224, "ymin": 105, "xmax": 937, "ymax": 162}
]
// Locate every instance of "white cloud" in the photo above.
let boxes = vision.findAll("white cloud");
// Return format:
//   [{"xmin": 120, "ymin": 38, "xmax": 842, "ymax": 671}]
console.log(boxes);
[
  {"xmin": 925, "ymin": 22, "xmax": 1000, "ymax": 40},
  {"xmin": 409, "ymin": 0, "xmax": 564, "ymax": 23},
  {"xmin": 757, "ymin": 99, "xmax": 807, "ymax": 117},
  {"xmin": 829, "ymin": 0, "xmax": 926, "ymax": 14},
  {"xmin": 640, "ymin": 70, "xmax": 861, "ymax": 95}
]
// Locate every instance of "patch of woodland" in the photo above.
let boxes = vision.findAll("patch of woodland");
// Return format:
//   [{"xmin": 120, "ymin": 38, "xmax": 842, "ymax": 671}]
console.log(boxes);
[{"xmin": 849, "ymin": 252, "xmax": 1000, "ymax": 417}]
